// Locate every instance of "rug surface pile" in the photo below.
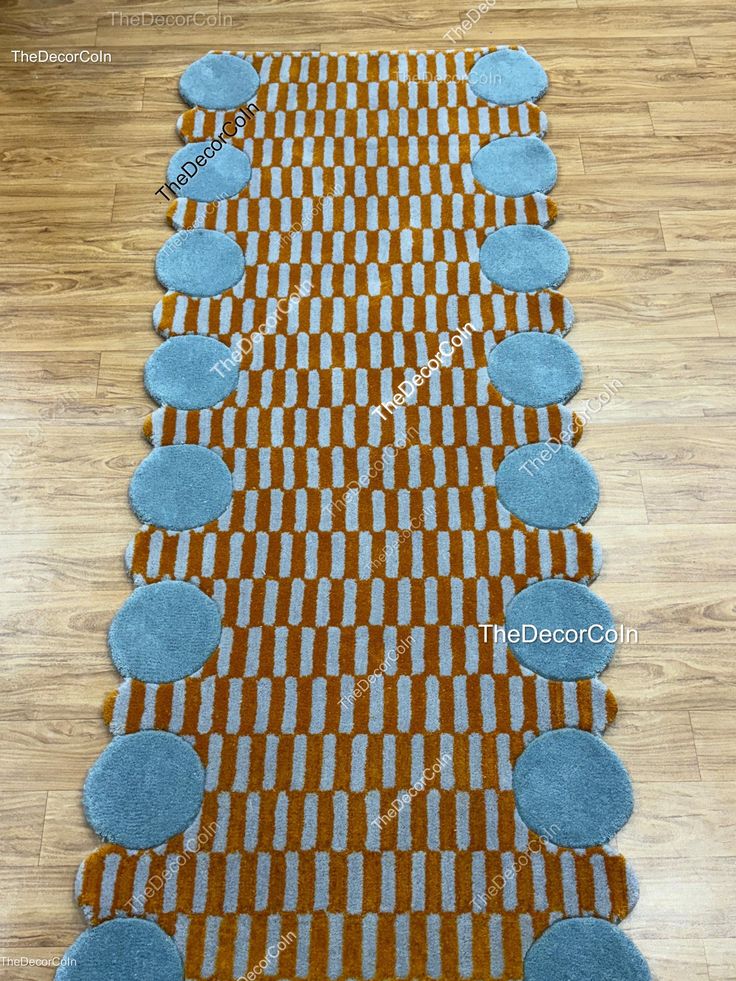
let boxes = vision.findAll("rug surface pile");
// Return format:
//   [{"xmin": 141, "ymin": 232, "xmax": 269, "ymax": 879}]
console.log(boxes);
[{"xmin": 57, "ymin": 46, "xmax": 650, "ymax": 981}]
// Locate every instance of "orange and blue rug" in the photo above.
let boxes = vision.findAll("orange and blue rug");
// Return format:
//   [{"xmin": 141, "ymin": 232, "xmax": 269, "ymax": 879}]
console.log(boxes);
[{"xmin": 58, "ymin": 47, "xmax": 650, "ymax": 981}]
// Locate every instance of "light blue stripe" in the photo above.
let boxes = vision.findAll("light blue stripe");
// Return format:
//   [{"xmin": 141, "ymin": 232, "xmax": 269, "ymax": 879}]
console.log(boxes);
[
  {"xmin": 283, "ymin": 851, "xmax": 299, "ymax": 910},
  {"xmin": 427, "ymin": 788, "xmax": 440, "ymax": 850},
  {"xmin": 441, "ymin": 851, "xmax": 456, "ymax": 911},
  {"xmin": 457, "ymin": 913, "xmax": 473, "ymax": 978},
  {"xmin": 327, "ymin": 913, "xmax": 343, "ymax": 979},
  {"xmin": 531, "ymin": 849, "xmax": 548, "ymax": 911},
  {"xmin": 395, "ymin": 913, "xmax": 410, "ymax": 977},
  {"xmin": 291, "ymin": 734, "xmax": 306, "ymax": 790},
  {"xmin": 263, "ymin": 735, "xmax": 278, "ymax": 791},
  {"xmin": 502, "ymin": 851, "xmax": 517, "ymax": 910},
  {"xmin": 561, "ymin": 850, "xmax": 579, "ymax": 914},
  {"xmin": 264, "ymin": 914, "xmax": 282, "ymax": 976},
  {"xmin": 320, "ymin": 733, "xmax": 336, "ymax": 791},
  {"xmin": 244, "ymin": 794, "xmax": 260, "ymax": 850},
  {"xmin": 310, "ymin": 677, "xmax": 326, "ymax": 733},
  {"xmin": 479, "ymin": 675, "xmax": 496, "ymax": 731},
  {"xmin": 383, "ymin": 734, "xmax": 396, "ymax": 788},
  {"xmin": 425, "ymin": 676, "xmax": 440, "ymax": 730},
  {"xmin": 468, "ymin": 732, "xmax": 483, "ymax": 789},
  {"xmin": 410, "ymin": 733, "xmax": 424, "ymax": 786},
  {"xmin": 362, "ymin": 914, "xmax": 377, "ymax": 978},
  {"xmin": 454, "ymin": 676, "xmax": 468, "ymax": 732},
  {"xmin": 255, "ymin": 853, "xmax": 270, "ymax": 911},
  {"xmin": 347, "ymin": 852, "xmax": 363, "ymax": 914},
  {"xmin": 351, "ymin": 734, "xmax": 367, "ymax": 791},
  {"xmin": 314, "ymin": 852, "xmax": 330, "ymax": 910},
  {"xmin": 365, "ymin": 791, "xmax": 381, "ymax": 850},
  {"xmin": 332, "ymin": 792, "xmax": 348, "ymax": 851},
  {"xmin": 282, "ymin": 677, "xmax": 297, "ymax": 732},
  {"xmin": 489, "ymin": 914, "xmax": 504, "ymax": 978},
  {"xmin": 233, "ymin": 736, "xmax": 251, "ymax": 792},
  {"xmin": 412, "ymin": 851, "xmax": 426, "ymax": 910},
  {"xmin": 301, "ymin": 794, "xmax": 317, "ymax": 849},
  {"xmin": 380, "ymin": 851, "xmax": 396, "ymax": 911},
  {"xmin": 397, "ymin": 676, "xmax": 411, "ymax": 731},
  {"xmin": 455, "ymin": 791, "xmax": 470, "ymax": 850},
  {"xmin": 300, "ymin": 628, "xmax": 315, "ymax": 675},
  {"xmin": 485, "ymin": 789, "xmax": 499, "ymax": 850},
  {"xmin": 426, "ymin": 914, "xmax": 441, "ymax": 979},
  {"xmin": 273, "ymin": 793, "xmax": 288, "ymax": 850},
  {"xmin": 369, "ymin": 675, "xmax": 384, "ymax": 734},
  {"xmin": 234, "ymin": 916, "xmax": 251, "ymax": 978},
  {"xmin": 295, "ymin": 914, "xmax": 311, "ymax": 976}
]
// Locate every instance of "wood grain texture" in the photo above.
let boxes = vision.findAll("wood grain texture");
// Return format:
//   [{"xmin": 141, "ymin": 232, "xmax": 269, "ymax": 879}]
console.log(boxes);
[{"xmin": 1, "ymin": 0, "xmax": 734, "ymax": 978}]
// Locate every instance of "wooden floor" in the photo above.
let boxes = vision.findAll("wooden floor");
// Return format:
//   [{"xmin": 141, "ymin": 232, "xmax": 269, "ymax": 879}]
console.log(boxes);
[{"xmin": 1, "ymin": 1, "xmax": 735, "ymax": 978}]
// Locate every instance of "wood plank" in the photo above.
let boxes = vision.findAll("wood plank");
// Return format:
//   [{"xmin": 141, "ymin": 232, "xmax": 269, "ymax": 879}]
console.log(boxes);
[
  {"xmin": 1, "ymin": 533, "xmax": 128, "ymax": 593},
  {"xmin": 0, "ymin": 793, "xmax": 47, "ymax": 866},
  {"xmin": 0, "ymin": 650, "xmax": 122, "ymax": 721},
  {"xmin": 0, "ymin": 309, "xmax": 155, "ymax": 351},
  {"xmin": 660, "ymin": 210, "xmax": 736, "ymax": 252},
  {"xmin": 689, "ymin": 36, "xmax": 736, "ymax": 70},
  {"xmin": 691, "ymin": 713, "xmax": 736, "ymax": 781},
  {"xmin": 618, "ymin": 783, "xmax": 736, "ymax": 857},
  {"xmin": 606, "ymin": 647, "xmax": 736, "ymax": 713},
  {"xmin": 0, "ymin": 722, "xmax": 109, "ymax": 793},
  {"xmin": 0, "ymin": 482, "xmax": 137, "ymax": 533},
  {"xmin": 572, "ymin": 293, "xmax": 719, "ymax": 338},
  {"xmin": 640, "ymin": 469, "xmax": 736, "ymax": 523},
  {"xmin": 0, "ymin": 868, "xmax": 91, "ymax": 945},
  {"xmin": 579, "ymin": 422, "xmax": 735, "ymax": 474},
  {"xmin": 40, "ymin": 792, "xmax": 101, "ymax": 867},
  {"xmin": 597, "ymin": 583, "xmax": 736, "ymax": 645},
  {"xmin": 571, "ymin": 337, "xmax": 736, "ymax": 418},
  {"xmin": 606, "ymin": 710, "xmax": 700, "ymax": 781},
  {"xmin": 649, "ymin": 100, "xmax": 736, "ymax": 136},
  {"xmin": 705, "ymin": 939, "xmax": 736, "ymax": 979},
  {"xmin": 712, "ymin": 293, "xmax": 736, "ymax": 337},
  {"xmin": 109, "ymin": 5, "xmax": 736, "ymax": 41},
  {"xmin": 557, "ymin": 175, "xmax": 736, "ymax": 211},
  {"xmin": 0, "ymin": 185, "xmax": 114, "ymax": 221},
  {"xmin": 594, "ymin": 524, "xmax": 736, "ymax": 580},
  {"xmin": 555, "ymin": 209, "xmax": 665, "ymax": 251},
  {"xmin": 633, "ymin": 940, "xmax": 710, "ymax": 981},
  {"xmin": 0, "ymin": 948, "xmax": 68, "ymax": 981},
  {"xmin": 580, "ymin": 136, "xmax": 736, "ymax": 176},
  {"xmin": 0, "ymin": 426, "xmax": 147, "ymax": 479},
  {"xmin": 0, "ymin": 71, "xmax": 145, "ymax": 112},
  {"xmin": 623, "ymin": 859, "xmax": 736, "ymax": 939}
]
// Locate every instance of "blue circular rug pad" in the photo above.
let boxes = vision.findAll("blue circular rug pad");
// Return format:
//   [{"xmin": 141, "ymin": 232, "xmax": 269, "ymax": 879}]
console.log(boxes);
[
  {"xmin": 524, "ymin": 918, "xmax": 651, "ymax": 981},
  {"xmin": 60, "ymin": 45, "xmax": 647, "ymax": 981}
]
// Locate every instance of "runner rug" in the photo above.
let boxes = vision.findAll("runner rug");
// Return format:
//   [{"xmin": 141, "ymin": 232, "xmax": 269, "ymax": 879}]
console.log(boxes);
[{"xmin": 58, "ymin": 47, "xmax": 651, "ymax": 981}]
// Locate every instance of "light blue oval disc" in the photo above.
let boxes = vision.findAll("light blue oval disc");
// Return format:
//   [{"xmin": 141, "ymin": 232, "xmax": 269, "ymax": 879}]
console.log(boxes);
[
  {"xmin": 524, "ymin": 918, "xmax": 651, "ymax": 981},
  {"xmin": 480, "ymin": 225, "xmax": 569, "ymax": 293},
  {"xmin": 513, "ymin": 728, "xmax": 634, "ymax": 847},
  {"xmin": 505, "ymin": 579, "xmax": 616, "ymax": 680},
  {"xmin": 155, "ymin": 228, "xmax": 245, "ymax": 297},
  {"xmin": 488, "ymin": 332, "xmax": 582, "ymax": 407},
  {"xmin": 496, "ymin": 442, "xmax": 599, "ymax": 529},
  {"xmin": 109, "ymin": 580, "xmax": 222, "ymax": 683},
  {"xmin": 472, "ymin": 136, "xmax": 557, "ymax": 197},
  {"xmin": 145, "ymin": 335, "xmax": 238, "ymax": 409},
  {"xmin": 56, "ymin": 919, "xmax": 184, "ymax": 981},
  {"xmin": 167, "ymin": 141, "xmax": 252, "ymax": 202},
  {"xmin": 83, "ymin": 731, "xmax": 205, "ymax": 849},
  {"xmin": 180, "ymin": 52, "xmax": 260, "ymax": 110},
  {"xmin": 469, "ymin": 48, "xmax": 548, "ymax": 106},
  {"xmin": 129, "ymin": 444, "xmax": 233, "ymax": 531}
]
